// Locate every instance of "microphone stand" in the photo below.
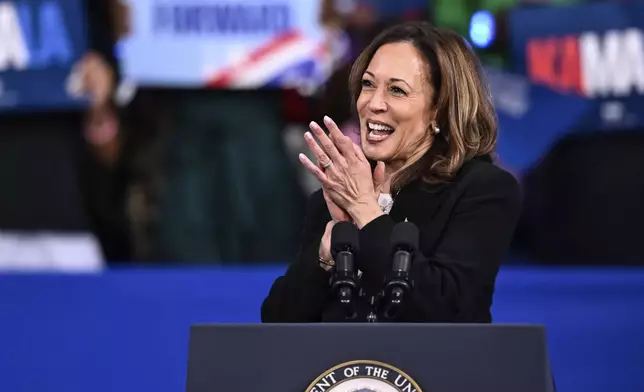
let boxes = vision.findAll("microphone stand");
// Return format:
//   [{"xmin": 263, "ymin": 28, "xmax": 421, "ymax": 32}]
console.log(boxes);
[
  {"xmin": 366, "ymin": 294, "xmax": 379, "ymax": 323},
  {"xmin": 329, "ymin": 221, "xmax": 362, "ymax": 321},
  {"xmin": 381, "ymin": 221, "xmax": 418, "ymax": 321},
  {"xmin": 331, "ymin": 250, "xmax": 359, "ymax": 320},
  {"xmin": 382, "ymin": 273, "xmax": 412, "ymax": 320}
]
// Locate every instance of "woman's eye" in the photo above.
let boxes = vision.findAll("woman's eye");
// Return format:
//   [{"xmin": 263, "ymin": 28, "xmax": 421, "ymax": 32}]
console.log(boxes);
[
  {"xmin": 361, "ymin": 79, "xmax": 373, "ymax": 87},
  {"xmin": 391, "ymin": 86, "xmax": 406, "ymax": 95}
]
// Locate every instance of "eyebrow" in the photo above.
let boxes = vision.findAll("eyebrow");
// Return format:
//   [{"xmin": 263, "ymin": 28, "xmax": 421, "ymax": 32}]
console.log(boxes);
[{"xmin": 364, "ymin": 71, "xmax": 412, "ymax": 89}]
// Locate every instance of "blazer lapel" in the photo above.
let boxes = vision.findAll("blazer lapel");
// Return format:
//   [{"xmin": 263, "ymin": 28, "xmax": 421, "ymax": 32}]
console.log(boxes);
[{"xmin": 390, "ymin": 180, "xmax": 452, "ymax": 253}]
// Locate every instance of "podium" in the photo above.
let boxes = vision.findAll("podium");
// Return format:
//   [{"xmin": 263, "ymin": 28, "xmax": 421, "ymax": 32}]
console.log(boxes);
[{"xmin": 185, "ymin": 323, "xmax": 555, "ymax": 392}]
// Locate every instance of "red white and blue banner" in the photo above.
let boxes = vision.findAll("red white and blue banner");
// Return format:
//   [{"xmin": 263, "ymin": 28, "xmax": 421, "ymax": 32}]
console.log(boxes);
[{"xmin": 116, "ymin": 0, "xmax": 347, "ymax": 93}]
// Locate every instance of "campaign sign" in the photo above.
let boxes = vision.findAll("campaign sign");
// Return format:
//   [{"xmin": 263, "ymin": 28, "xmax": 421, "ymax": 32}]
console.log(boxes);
[
  {"xmin": 116, "ymin": 0, "xmax": 340, "ymax": 92},
  {"xmin": 486, "ymin": 66, "xmax": 591, "ymax": 174},
  {"xmin": 508, "ymin": 2, "xmax": 644, "ymax": 131},
  {"xmin": 0, "ymin": 0, "xmax": 88, "ymax": 112}
]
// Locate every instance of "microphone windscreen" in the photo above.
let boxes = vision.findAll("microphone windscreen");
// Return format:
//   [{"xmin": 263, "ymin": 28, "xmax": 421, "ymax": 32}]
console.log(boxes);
[
  {"xmin": 331, "ymin": 221, "xmax": 360, "ymax": 258},
  {"xmin": 390, "ymin": 221, "xmax": 420, "ymax": 252}
]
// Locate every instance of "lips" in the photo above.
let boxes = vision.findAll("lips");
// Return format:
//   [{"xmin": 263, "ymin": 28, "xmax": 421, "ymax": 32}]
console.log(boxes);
[{"xmin": 366, "ymin": 121, "xmax": 395, "ymax": 143}]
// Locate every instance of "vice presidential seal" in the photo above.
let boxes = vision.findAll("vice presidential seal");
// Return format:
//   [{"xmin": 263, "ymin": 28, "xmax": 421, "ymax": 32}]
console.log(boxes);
[{"xmin": 306, "ymin": 360, "xmax": 423, "ymax": 392}]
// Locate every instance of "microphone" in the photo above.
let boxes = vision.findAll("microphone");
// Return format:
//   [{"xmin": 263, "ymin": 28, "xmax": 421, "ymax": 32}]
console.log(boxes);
[
  {"xmin": 383, "ymin": 221, "xmax": 419, "ymax": 320},
  {"xmin": 330, "ymin": 221, "xmax": 360, "ymax": 320}
]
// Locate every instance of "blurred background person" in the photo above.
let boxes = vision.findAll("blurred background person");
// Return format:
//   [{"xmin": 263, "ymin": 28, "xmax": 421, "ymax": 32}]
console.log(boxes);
[
  {"xmin": 77, "ymin": 0, "xmax": 309, "ymax": 264},
  {"xmin": 0, "ymin": 0, "xmax": 117, "ymax": 270},
  {"xmin": 75, "ymin": 50, "xmax": 166, "ymax": 263}
]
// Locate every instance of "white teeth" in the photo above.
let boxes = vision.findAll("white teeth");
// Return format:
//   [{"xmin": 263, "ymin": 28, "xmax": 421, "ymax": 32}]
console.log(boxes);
[{"xmin": 368, "ymin": 122, "xmax": 394, "ymax": 132}]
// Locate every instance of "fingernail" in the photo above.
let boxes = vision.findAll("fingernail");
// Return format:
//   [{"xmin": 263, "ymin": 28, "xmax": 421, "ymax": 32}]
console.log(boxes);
[
  {"xmin": 298, "ymin": 153, "xmax": 306, "ymax": 160},
  {"xmin": 304, "ymin": 132, "xmax": 312, "ymax": 140},
  {"xmin": 324, "ymin": 115, "xmax": 332, "ymax": 124}
]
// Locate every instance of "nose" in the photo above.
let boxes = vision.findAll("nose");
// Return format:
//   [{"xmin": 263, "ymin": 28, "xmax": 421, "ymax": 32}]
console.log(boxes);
[{"xmin": 367, "ymin": 88, "xmax": 387, "ymax": 113}]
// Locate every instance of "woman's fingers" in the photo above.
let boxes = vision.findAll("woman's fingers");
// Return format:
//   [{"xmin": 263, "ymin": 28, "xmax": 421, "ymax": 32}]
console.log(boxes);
[
  {"xmin": 309, "ymin": 121, "xmax": 346, "ymax": 166},
  {"xmin": 351, "ymin": 140, "xmax": 368, "ymax": 163},
  {"xmin": 299, "ymin": 153, "xmax": 328, "ymax": 184},
  {"xmin": 324, "ymin": 116, "xmax": 360, "ymax": 162},
  {"xmin": 323, "ymin": 116, "xmax": 344, "ymax": 140},
  {"xmin": 304, "ymin": 132, "xmax": 332, "ymax": 169}
]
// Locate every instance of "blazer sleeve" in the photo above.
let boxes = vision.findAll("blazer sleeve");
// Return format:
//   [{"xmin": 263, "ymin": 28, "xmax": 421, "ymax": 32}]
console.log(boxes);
[
  {"xmin": 261, "ymin": 190, "xmax": 333, "ymax": 322},
  {"xmin": 356, "ymin": 168, "xmax": 522, "ymax": 322}
]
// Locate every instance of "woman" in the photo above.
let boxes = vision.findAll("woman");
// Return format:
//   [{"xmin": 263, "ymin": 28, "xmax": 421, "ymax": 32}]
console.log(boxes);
[{"xmin": 261, "ymin": 21, "xmax": 521, "ymax": 323}]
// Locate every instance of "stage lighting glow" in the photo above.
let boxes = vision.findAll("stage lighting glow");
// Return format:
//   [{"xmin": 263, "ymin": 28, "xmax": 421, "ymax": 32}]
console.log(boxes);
[{"xmin": 469, "ymin": 10, "xmax": 495, "ymax": 48}]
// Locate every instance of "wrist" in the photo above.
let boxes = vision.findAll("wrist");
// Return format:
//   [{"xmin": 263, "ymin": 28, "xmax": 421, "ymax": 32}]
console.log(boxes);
[
  {"xmin": 348, "ymin": 198, "xmax": 384, "ymax": 229},
  {"xmin": 318, "ymin": 246, "xmax": 334, "ymax": 272},
  {"xmin": 318, "ymin": 248, "xmax": 331, "ymax": 262},
  {"xmin": 318, "ymin": 238, "xmax": 332, "ymax": 261}
]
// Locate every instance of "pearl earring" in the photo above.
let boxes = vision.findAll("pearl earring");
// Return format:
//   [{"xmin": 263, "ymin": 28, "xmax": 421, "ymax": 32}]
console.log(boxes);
[{"xmin": 434, "ymin": 126, "xmax": 440, "ymax": 135}]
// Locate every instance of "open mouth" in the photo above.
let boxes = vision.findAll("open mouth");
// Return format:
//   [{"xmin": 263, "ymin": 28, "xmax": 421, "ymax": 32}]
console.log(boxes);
[{"xmin": 366, "ymin": 121, "xmax": 395, "ymax": 142}]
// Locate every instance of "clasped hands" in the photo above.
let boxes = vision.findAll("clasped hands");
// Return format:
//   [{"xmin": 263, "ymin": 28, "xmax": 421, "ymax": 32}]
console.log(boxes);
[{"xmin": 299, "ymin": 116, "xmax": 387, "ymax": 229}]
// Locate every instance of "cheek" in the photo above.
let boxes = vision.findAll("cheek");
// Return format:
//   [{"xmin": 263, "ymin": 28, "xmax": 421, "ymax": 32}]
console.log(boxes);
[
  {"xmin": 356, "ymin": 94, "xmax": 369, "ymax": 114},
  {"xmin": 394, "ymin": 103, "xmax": 427, "ymax": 132},
  {"xmin": 404, "ymin": 124, "xmax": 428, "ymax": 141},
  {"xmin": 392, "ymin": 107, "xmax": 430, "ymax": 146}
]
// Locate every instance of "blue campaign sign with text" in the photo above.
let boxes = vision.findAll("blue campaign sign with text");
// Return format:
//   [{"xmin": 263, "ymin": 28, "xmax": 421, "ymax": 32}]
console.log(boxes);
[
  {"xmin": 0, "ymin": 0, "xmax": 89, "ymax": 112},
  {"xmin": 508, "ymin": 3, "xmax": 644, "ymax": 131},
  {"xmin": 486, "ymin": 66, "xmax": 591, "ymax": 175}
]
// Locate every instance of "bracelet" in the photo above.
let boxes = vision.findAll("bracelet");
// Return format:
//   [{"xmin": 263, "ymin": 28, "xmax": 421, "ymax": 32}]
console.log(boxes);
[
  {"xmin": 319, "ymin": 256, "xmax": 335, "ymax": 266},
  {"xmin": 318, "ymin": 257, "xmax": 335, "ymax": 271}
]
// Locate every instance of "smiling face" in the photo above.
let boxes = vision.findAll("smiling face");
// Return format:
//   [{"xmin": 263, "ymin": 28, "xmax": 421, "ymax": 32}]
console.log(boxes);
[
  {"xmin": 349, "ymin": 22, "xmax": 498, "ymax": 186},
  {"xmin": 356, "ymin": 42, "xmax": 434, "ymax": 170}
]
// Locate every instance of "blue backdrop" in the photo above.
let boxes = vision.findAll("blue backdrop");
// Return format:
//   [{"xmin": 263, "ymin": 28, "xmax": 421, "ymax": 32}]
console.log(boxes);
[{"xmin": 0, "ymin": 266, "xmax": 643, "ymax": 392}]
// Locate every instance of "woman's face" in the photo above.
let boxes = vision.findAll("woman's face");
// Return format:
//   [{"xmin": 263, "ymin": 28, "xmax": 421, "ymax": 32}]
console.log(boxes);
[{"xmin": 356, "ymin": 42, "xmax": 434, "ymax": 169}]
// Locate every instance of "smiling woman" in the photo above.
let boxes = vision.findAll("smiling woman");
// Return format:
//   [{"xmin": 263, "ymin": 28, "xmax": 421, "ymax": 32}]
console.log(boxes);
[
  {"xmin": 348, "ymin": 23, "xmax": 498, "ymax": 189},
  {"xmin": 261, "ymin": 21, "xmax": 521, "ymax": 323}
]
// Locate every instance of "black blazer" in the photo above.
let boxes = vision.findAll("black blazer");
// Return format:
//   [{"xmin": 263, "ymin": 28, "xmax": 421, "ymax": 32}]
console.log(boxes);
[{"xmin": 261, "ymin": 156, "xmax": 522, "ymax": 323}]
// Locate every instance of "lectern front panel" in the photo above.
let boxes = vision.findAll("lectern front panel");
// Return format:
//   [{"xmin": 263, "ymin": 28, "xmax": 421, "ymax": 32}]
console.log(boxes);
[{"xmin": 185, "ymin": 323, "xmax": 552, "ymax": 392}]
